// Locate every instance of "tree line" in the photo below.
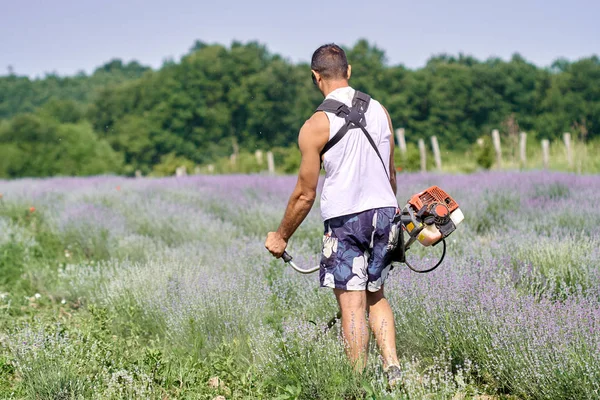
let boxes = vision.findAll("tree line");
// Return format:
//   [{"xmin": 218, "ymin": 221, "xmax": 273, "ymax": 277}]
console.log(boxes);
[{"xmin": 0, "ymin": 39, "xmax": 598, "ymax": 178}]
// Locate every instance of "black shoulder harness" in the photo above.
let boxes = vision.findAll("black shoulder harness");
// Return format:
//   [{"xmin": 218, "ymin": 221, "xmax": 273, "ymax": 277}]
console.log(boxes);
[{"xmin": 316, "ymin": 90, "xmax": 389, "ymax": 179}]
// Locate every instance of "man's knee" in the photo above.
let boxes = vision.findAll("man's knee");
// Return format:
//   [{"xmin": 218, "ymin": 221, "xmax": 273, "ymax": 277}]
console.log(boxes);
[
  {"xmin": 334, "ymin": 289, "xmax": 367, "ymax": 312},
  {"xmin": 366, "ymin": 287, "xmax": 386, "ymax": 306}
]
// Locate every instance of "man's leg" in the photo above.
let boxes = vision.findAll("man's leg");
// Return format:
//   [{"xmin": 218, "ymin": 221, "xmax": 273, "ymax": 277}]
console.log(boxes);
[
  {"xmin": 334, "ymin": 289, "xmax": 369, "ymax": 371},
  {"xmin": 366, "ymin": 286, "xmax": 399, "ymax": 369}
]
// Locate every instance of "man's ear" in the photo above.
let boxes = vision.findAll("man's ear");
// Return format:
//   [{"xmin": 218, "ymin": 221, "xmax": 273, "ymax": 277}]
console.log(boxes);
[{"xmin": 347, "ymin": 65, "xmax": 352, "ymax": 80}]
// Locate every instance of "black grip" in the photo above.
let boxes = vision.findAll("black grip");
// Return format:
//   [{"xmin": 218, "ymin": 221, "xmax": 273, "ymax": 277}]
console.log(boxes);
[{"xmin": 282, "ymin": 251, "xmax": 292, "ymax": 263}]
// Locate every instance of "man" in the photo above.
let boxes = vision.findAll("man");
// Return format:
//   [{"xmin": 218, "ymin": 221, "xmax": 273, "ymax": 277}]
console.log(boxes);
[{"xmin": 264, "ymin": 43, "xmax": 403, "ymax": 387}]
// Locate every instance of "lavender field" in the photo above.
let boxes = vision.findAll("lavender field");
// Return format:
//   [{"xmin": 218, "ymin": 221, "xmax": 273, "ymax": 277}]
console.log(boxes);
[{"xmin": 1, "ymin": 172, "xmax": 599, "ymax": 399}]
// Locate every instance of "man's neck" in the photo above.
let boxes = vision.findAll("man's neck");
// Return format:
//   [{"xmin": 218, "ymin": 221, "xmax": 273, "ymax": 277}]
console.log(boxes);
[{"xmin": 322, "ymin": 80, "xmax": 350, "ymax": 97}]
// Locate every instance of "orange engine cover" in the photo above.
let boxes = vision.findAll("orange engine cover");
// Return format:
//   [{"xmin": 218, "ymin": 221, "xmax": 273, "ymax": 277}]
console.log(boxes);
[{"xmin": 408, "ymin": 186, "xmax": 459, "ymax": 213}]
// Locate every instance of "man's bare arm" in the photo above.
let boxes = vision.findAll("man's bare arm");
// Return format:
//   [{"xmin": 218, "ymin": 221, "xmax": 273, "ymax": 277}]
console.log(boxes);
[
  {"xmin": 265, "ymin": 112, "xmax": 329, "ymax": 257},
  {"xmin": 276, "ymin": 119, "xmax": 323, "ymax": 240},
  {"xmin": 383, "ymin": 107, "xmax": 397, "ymax": 195}
]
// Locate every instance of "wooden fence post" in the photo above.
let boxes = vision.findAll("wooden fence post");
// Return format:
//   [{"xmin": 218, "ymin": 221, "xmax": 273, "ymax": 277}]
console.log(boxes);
[
  {"xmin": 492, "ymin": 129, "xmax": 502, "ymax": 167},
  {"xmin": 267, "ymin": 151, "xmax": 275, "ymax": 175},
  {"xmin": 541, "ymin": 139, "xmax": 550, "ymax": 169},
  {"xmin": 430, "ymin": 136, "xmax": 442, "ymax": 171},
  {"xmin": 418, "ymin": 139, "xmax": 426, "ymax": 172},
  {"xmin": 395, "ymin": 128, "xmax": 407, "ymax": 154},
  {"xmin": 255, "ymin": 150, "xmax": 264, "ymax": 165},
  {"xmin": 563, "ymin": 132, "xmax": 573, "ymax": 168},
  {"xmin": 519, "ymin": 132, "xmax": 527, "ymax": 168},
  {"xmin": 175, "ymin": 166, "xmax": 187, "ymax": 177}
]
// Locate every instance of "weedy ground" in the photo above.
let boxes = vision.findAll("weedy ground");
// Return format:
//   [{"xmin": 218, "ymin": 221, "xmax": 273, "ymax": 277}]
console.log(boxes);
[{"xmin": 0, "ymin": 171, "xmax": 599, "ymax": 399}]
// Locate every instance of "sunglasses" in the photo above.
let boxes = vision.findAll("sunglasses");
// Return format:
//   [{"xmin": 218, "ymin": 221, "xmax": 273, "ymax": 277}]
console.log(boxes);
[{"xmin": 311, "ymin": 72, "xmax": 318, "ymax": 86}]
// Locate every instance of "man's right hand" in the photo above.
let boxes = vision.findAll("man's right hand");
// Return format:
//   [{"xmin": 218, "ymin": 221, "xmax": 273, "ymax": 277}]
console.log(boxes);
[{"xmin": 265, "ymin": 231, "xmax": 287, "ymax": 258}]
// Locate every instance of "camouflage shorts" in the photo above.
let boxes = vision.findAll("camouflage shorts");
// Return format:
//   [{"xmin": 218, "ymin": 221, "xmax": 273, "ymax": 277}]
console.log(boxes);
[{"xmin": 319, "ymin": 207, "xmax": 399, "ymax": 292}]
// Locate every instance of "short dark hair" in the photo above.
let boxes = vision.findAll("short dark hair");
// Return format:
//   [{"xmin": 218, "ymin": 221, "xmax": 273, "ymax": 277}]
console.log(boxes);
[{"xmin": 311, "ymin": 43, "xmax": 348, "ymax": 80}]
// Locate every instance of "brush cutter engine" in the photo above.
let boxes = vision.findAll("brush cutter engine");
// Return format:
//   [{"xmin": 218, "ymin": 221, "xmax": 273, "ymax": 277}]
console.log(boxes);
[{"xmin": 393, "ymin": 186, "xmax": 464, "ymax": 273}]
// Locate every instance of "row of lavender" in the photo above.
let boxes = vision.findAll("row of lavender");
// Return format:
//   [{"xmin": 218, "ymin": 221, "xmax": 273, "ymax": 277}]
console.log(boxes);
[{"xmin": 1, "ymin": 171, "xmax": 599, "ymax": 398}]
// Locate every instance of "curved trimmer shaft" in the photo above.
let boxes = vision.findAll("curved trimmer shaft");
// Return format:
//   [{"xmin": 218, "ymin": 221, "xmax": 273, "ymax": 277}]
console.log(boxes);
[{"xmin": 282, "ymin": 251, "xmax": 320, "ymax": 274}]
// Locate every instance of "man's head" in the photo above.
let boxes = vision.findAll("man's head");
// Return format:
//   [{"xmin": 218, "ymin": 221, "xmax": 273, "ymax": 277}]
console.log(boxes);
[{"xmin": 311, "ymin": 44, "xmax": 351, "ymax": 95}]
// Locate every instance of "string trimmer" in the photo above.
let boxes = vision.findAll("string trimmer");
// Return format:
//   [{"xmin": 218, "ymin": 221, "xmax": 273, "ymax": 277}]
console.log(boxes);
[
  {"xmin": 282, "ymin": 185, "xmax": 463, "ymax": 274},
  {"xmin": 279, "ymin": 186, "xmax": 463, "ymax": 332}
]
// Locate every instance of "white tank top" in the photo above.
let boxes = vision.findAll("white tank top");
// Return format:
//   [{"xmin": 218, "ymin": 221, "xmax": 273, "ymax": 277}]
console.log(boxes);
[{"xmin": 320, "ymin": 86, "xmax": 398, "ymax": 220}]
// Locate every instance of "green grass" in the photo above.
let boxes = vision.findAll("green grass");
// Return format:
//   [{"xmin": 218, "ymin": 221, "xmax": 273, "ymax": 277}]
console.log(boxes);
[
  {"xmin": 1, "ymin": 174, "xmax": 599, "ymax": 399},
  {"xmin": 202, "ymin": 138, "xmax": 600, "ymax": 175},
  {"xmin": 0, "ymin": 202, "xmax": 482, "ymax": 399}
]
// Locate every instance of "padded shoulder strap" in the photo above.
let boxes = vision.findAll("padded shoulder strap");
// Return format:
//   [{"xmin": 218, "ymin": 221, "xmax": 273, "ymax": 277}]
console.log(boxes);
[
  {"xmin": 349, "ymin": 91, "xmax": 371, "ymax": 127},
  {"xmin": 316, "ymin": 99, "xmax": 349, "ymax": 117},
  {"xmin": 318, "ymin": 91, "xmax": 372, "ymax": 157},
  {"xmin": 315, "ymin": 90, "xmax": 371, "ymax": 117},
  {"xmin": 317, "ymin": 90, "xmax": 390, "ymax": 182}
]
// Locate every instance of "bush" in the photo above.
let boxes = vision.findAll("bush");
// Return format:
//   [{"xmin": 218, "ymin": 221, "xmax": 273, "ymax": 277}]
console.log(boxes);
[
  {"xmin": 473, "ymin": 136, "xmax": 495, "ymax": 169},
  {"xmin": 394, "ymin": 142, "xmax": 436, "ymax": 172},
  {"xmin": 273, "ymin": 146, "xmax": 301, "ymax": 174},
  {"xmin": 0, "ymin": 113, "xmax": 123, "ymax": 178},
  {"xmin": 151, "ymin": 152, "xmax": 195, "ymax": 176}
]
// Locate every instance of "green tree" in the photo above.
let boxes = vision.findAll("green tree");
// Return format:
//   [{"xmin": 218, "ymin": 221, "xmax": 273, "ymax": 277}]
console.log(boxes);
[
  {"xmin": 2, "ymin": 39, "xmax": 599, "ymax": 177},
  {"xmin": 0, "ymin": 60, "xmax": 149, "ymax": 119},
  {"xmin": 0, "ymin": 112, "xmax": 122, "ymax": 178}
]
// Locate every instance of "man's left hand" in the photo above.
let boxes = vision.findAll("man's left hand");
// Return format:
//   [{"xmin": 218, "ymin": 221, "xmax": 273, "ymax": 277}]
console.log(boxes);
[{"xmin": 265, "ymin": 231, "xmax": 287, "ymax": 258}]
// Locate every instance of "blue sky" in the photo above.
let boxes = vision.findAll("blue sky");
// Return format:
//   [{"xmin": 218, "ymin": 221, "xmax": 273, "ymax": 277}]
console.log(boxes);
[{"xmin": 1, "ymin": 0, "xmax": 599, "ymax": 78}]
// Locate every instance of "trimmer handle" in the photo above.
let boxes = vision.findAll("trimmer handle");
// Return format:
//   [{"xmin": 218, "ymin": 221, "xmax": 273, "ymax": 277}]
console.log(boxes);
[
  {"xmin": 281, "ymin": 251, "xmax": 319, "ymax": 274},
  {"xmin": 282, "ymin": 251, "xmax": 293, "ymax": 263}
]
